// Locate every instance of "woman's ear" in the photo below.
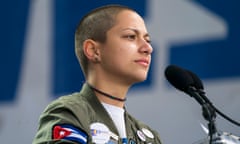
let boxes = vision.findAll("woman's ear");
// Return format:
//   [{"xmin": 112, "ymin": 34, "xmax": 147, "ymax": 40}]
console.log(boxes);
[{"xmin": 83, "ymin": 39, "xmax": 100, "ymax": 62}]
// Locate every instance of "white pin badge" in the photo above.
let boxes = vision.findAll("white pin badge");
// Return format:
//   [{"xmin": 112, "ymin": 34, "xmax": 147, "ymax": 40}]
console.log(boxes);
[
  {"xmin": 90, "ymin": 122, "xmax": 110, "ymax": 144},
  {"xmin": 137, "ymin": 130, "xmax": 146, "ymax": 141},
  {"xmin": 142, "ymin": 128, "xmax": 154, "ymax": 139}
]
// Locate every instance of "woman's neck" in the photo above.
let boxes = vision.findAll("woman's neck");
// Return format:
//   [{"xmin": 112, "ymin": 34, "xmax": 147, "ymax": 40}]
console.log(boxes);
[{"xmin": 87, "ymin": 79, "xmax": 129, "ymax": 108}]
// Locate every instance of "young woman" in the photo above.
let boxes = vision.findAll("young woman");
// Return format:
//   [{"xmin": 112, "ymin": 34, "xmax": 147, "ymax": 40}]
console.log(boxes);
[{"xmin": 33, "ymin": 5, "xmax": 162, "ymax": 144}]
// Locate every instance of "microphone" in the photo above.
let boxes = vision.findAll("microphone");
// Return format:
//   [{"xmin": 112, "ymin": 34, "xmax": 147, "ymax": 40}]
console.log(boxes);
[
  {"xmin": 164, "ymin": 64, "xmax": 193, "ymax": 92},
  {"xmin": 165, "ymin": 65, "xmax": 218, "ymax": 142},
  {"xmin": 164, "ymin": 65, "xmax": 206, "ymax": 105},
  {"xmin": 186, "ymin": 70, "xmax": 214, "ymax": 106},
  {"xmin": 166, "ymin": 65, "xmax": 240, "ymax": 125},
  {"xmin": 165, "ymin": 65, "xmax": 240, "ymax": 143},
  {"xmin": 186, "ymin": 70, "xmax": 204, "ymax": 89}
]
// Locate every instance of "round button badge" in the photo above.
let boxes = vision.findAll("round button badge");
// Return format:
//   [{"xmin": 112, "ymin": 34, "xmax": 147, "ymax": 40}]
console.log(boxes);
[
  {"xmin": 137, "ymin": 130, "xmax": 146, "ymax": 142},
  {"xmin": 142, "ymin": 128, "xmax": 154, "ymax": 139},
  {"xmin": 90, "ymin": 122, "xmax": 110, "ymax": 144}
]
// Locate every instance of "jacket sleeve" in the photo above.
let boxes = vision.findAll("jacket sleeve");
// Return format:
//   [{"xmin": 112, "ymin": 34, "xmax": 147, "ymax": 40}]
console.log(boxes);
[{"xmin": 32, "ymin": 100, "xmax": 89, "ymax": 144}]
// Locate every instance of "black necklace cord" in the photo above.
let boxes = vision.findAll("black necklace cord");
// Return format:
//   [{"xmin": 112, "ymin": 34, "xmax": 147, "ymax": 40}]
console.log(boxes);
[{"xmin": 87, "ymin": 83, "xmax": 127, "ymax": 102}]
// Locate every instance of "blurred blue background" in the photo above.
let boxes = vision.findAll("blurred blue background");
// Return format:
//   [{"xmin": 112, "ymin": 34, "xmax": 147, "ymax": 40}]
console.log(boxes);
[{"xmin": 1, "ymin": 0, "xmax": 239, "ymax": 143}]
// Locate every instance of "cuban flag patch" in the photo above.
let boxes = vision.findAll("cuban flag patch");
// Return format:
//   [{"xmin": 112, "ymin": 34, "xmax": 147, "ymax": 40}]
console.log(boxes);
[{"xmin": 52, "ymin": 124, "xmax": 88, "ymax": 144}]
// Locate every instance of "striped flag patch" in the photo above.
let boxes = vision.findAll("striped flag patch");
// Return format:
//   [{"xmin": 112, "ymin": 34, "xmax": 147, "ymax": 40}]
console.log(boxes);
[{"xmin": 53, "ymin": 124, "xmax": 88, "ymax": 143}]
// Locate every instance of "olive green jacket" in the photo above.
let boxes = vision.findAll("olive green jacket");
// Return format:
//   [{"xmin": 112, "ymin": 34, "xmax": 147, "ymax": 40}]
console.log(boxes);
[{"xmin": 33, "ymin": 83, "xmax": 162, "ymax": 144}]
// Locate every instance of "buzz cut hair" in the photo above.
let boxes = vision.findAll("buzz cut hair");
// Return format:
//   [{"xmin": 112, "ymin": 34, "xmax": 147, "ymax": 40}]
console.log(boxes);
[{"xmin": 75, "ymin": 4, "xmax": 135, "ymax": 77}]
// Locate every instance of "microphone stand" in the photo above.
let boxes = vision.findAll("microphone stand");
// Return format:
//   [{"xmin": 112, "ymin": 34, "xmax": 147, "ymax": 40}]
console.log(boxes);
[
  {"xmin": 187, "ymin": 87, "xmax": 218, "ymax": 144},
  {"xmin": 192, "ymin": 88, "xmax": 240, "ymax": 144},
  {"xmin": 201, "ymin": 103, "xmax": 217, "ymax": 144}
]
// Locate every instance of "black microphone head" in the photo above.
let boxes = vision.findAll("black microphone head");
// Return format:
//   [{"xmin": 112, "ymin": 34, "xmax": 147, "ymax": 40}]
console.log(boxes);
[
  {"xmin": 186, "ymin": 70, "xmax": 204, "ymax": 90},
  {"xmin": 165, "ymin": 65, "xmax": 194, "ymax": 92}
]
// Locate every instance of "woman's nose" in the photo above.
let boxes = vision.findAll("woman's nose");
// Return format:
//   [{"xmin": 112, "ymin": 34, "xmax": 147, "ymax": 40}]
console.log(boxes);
[{"xmin": 139, "ymin": 39, "xmax": 153, "ymax": 55}]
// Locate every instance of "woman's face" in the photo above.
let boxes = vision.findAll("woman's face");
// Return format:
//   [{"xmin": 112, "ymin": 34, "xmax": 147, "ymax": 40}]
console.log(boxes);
[{"xmin": 99, "ymin": 10, "xmax": 153, "ymax": 85}]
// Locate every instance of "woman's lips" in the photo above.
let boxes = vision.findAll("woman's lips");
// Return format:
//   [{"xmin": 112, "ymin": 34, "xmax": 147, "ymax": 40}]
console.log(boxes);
[{"xmin": 135, "ymin": 59, "xmax": 150, "ymax": 67}]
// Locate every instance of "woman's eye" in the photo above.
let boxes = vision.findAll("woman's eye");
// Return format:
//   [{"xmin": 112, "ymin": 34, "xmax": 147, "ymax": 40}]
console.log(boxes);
[
  {"xmin": 124, "ymin": 35, "xmax": 136, "ymax": 40},
  {"xmin": 146, "ymin": 39, "xmax": 151, "ymax": 43}
]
